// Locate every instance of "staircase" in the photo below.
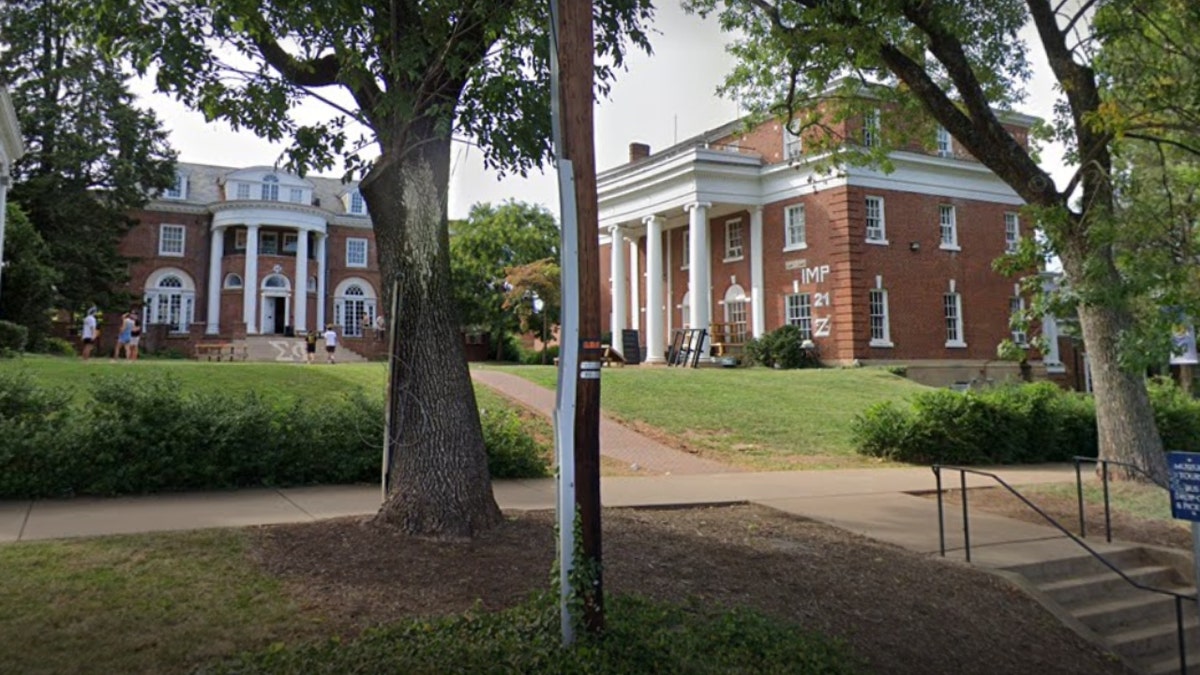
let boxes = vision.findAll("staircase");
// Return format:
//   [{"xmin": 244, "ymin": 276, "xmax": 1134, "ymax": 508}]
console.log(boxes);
[
  {"xmin": 1004, "ymin": 546, "xmax": 1199, "ymax": 674},
  {"xmin": 237, "ymin": 336, "xmax": 368, "ymax": 363}
]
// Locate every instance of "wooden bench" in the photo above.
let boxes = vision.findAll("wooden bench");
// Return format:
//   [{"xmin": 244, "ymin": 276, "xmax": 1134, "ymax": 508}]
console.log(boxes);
[{"xmin": 195, "ymin": 343, "xmax": 247, "ymax": 362}]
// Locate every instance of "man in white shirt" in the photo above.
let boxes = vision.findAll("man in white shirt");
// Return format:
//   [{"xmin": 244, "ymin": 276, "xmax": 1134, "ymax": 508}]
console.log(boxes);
[
  {"xmin": 81, "ymin": 308, "xmax": 98, "ymax": 360},
  {"xmin": 323, "ymin": 325, "xmax": 338, "ymax": 364}
]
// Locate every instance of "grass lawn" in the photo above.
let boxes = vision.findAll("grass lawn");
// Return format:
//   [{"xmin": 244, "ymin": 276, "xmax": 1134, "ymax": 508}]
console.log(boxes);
[
  {"xmin": 486, "ymin": 365, "xmax": 929, "ymax": 470},
  {"xmin": 1022, "ymin": 479, "xmax": 1173, "ymax": 522}
]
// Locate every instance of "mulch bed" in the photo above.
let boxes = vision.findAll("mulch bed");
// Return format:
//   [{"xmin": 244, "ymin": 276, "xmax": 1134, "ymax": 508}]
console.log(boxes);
[{"xmin": 250, "ymin": 504, "xmax": 1131, "ymax": 674}]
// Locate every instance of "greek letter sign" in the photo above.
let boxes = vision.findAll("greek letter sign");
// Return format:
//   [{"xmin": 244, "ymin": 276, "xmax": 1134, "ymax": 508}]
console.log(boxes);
[{"xmin": 1167, "ymin": 452, "xmax": 1200, "ymax": 521}]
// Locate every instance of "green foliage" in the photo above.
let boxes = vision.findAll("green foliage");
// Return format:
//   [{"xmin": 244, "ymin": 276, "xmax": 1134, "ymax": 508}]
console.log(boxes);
[
  {"xmin": 1147, "ymin": 377, "xmax": 1200, "ymax": 454},
  {"xmin": 0, "ymin": 371, "xmax": 548, "ymax": 498},
  {"xmin": 852, "ymin": 383, "xmax": 1098, "ymax": 465},
  {"xmin": 0, "ymin": 320, "xmax": 29, "ymax": 355},
  {"xmin": 478, "ymin": 407, "xmax": 549, "ymax": 479},
  {"xmin": 33, "ymin": 337, "xmax": 77, "ymax": 357},
  {"xmin": 1, "ymin": 0, "xmax": 176, "ymax": 311},
  {"xmin": 743, "ymin": 325, "xmax": 820, "ymax": 369},
  {"xmin": 518, "ymin": 343, "xmax": 558, "ymax": 366},
  {"xmin": 202, "ymin": 593, "xmax": 857, "ymax": 675},
  {"xmin": 0, "ymin": 203, "xmax": 60, "ymax": 346}
]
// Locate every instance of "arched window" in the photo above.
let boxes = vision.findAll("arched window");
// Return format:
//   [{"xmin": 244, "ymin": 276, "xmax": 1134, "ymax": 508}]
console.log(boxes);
[
  {"xmin": 262, "ymin": 274, "xmax": 290, "ymax": 290},
  {"xmin": 723, "ymin": 284, "xmax": 748, "ymax": 343},
  {"xmin": 144, "ymin": 269, "xmax": 196, "ymax": 333},
  {"xmin": 223, "ymin": 273, "xmax": 243, "ymax": 289},
  {"xmin": 261, "ymin": 174, "xmax": 280, "ymax": 201},
  {"xmin": 334, "ymin": 279, "xmax": 377, "ymax": 337},
  {"xmin": 307, "ymin": 276, "xmax": 317, "ymax": 293}
]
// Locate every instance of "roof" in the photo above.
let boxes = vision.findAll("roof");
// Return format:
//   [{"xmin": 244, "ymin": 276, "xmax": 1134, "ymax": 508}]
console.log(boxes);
[{"xmin": 153, "ymin": 161, "xmax": 367, "ymax": 222}]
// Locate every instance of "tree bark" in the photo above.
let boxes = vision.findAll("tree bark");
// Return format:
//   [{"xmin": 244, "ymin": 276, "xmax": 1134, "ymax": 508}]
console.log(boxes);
[{"xmin": 363, "ymin": 117, "xmax": 503, "ymax": 538}]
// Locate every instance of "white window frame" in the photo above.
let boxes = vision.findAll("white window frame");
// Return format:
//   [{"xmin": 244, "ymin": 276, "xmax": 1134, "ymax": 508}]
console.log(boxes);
[
  {"xmin": 1010, "ymin": 294, "xmax": 1028, "ymax": 346},
  {"xmin": 724, "ymin": 218, "xmax": 744, "ymax": 262},
  {"xmin": 1005, "ymin": 212, "xmax": 1020, "ymax": 253},
  {"xmin": 223, "ymin": 273, "xmax": 243, "ymax": 289},
  {"xmin": 234, "ymin": 229, "xmax": 247, "ymax": 251},
  {"xmin": 939, "ymin": 205, "xmax": 960, "ymax": 251},
  {"xmin": 163, "ymin": 172, "xmax": 187, "ymax": 200},
  {"xmin": 261, "ymin": 175, "xmax": 279, "ymax": 201},
  {"xmin": 282, "ymin": 232, "xmax": 299, "ymax": 254},
  {"xmin": 289, "ymin": 187, "xmax": 304, "ymax": 204},
  {"xmin": 144, "ymin": 271, "xmax": 196, "ymax": 334},
  {"xmin": 784, "ymin": 204, "xmax": 807, "ymax": 251},
  {"xmin": 158, "ymin": 224, "xmax": 185, "ymax": 257},
  {"xmin": 936, "ymin": 126, "xmax": 952, "ymax": 157},
  {"xmin": 785, "ymin": 293, "xmax": 813, "ymax": 340},
  {"xmin": 348, "ymin": 191, "xmax": 366, "ymax": 215},
  {"xmin": 346, "ymin": 237, "xmax": 369, "ymax": 268},
  {"xmin": 235, "ymin": 182, "xmax": 250, "ymax": 200},
  {"xmin": 944, "ymin": 285, "xmax": 966, "ymax": 348},
  {"xmin": 260, "ymin": 231, "xmax": 279, "ymax": 255},
  {"xmin": 869, "ymin": 281, "xmax": 893, "ymax": 348},
  {"xmin": 681, "ymin": 231, "xmax": 690, "ymax": 271},
  {"xmin": 863, "ymin": 108, "xmax": 881, "ymax": 148},
  {"xmin": 865, "ymin": 196, "xmax": 888, "ymax": 245},
  {"xmin": 783, "ymin": 123, "xmax": 802, "ymax": 159}
]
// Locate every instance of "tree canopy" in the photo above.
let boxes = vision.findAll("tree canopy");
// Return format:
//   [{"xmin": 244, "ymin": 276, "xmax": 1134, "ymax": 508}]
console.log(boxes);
[
  {"xmin": 1, "ymin": 0, "xmax": 177, "ymax": 315},
  {"xmin": 690, "ymin": 0, "xmax": 1200, "ymax": 480},
  {"xmin": 0, "ymin": 202, "xmax": 59, "ymax": 343}
]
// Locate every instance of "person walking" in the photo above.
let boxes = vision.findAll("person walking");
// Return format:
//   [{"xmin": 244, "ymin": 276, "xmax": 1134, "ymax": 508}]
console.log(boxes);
[
  {"xmin": 323, "ymin": 324, "xmax": 338, "ymax": 364},
  {"xmin": 128, "ymin": 309, "xmax": 142, "ymax": 361},
  {"xmin": 112, "ymin": 311, "xmax": 134, "ymax": 361},
  {"xmin": 305, "ymin": 330, "xmax": 318, "ymax": 364},
  {"xmin": 81, "ymin": 308, "xmax": 98, "ymax": 360}
]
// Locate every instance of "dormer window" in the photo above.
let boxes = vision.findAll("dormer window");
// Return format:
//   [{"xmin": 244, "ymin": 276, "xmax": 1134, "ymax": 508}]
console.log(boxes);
[
  {"xmin": 163, "ymin": 172, "xmax": 187, "ymax": 200},
  {"xmin": 936, "ymin": 126, "xmax": 953, "ymax": 157},
  {"xmin": 783, "ymin": 124, "xmax": 802, "ymax": 160},
  {"xmin": 235, "ymin": 182, "xmax": 250, "ymax": 200},
  {"xmin": 863, "ymin": 108, "xmax": 881, "ymax": 148},
  {"xmin": 347, "ymin": 190, "xmax": 366, "ymax": 215},
  {"xmin": 289, "ymin": 187, "xmax": 304, "ymax": 203},
  {"xmin": 261, "ymin": 175, "xmax": 280, "ymax": 201}
]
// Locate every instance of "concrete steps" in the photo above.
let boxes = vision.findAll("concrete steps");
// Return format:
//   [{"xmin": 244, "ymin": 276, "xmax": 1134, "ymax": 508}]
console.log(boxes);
[
  {"xmin": 237, "ymin": 336, "xmax": 368, "ymax": 363},
  {"xmin": 1003, "ymin": 547, "xmax": 1198, "ymax": 674}
]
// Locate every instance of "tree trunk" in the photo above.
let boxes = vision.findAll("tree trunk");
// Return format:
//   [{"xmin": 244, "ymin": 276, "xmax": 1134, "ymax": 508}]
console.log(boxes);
[
  {"xmin": 362, "ymin": 117, "xmax": 503, "ymax": 538},
  {"xmin": 1060, "ymin": 245, "xmax": 1168, "ymax": 484}
]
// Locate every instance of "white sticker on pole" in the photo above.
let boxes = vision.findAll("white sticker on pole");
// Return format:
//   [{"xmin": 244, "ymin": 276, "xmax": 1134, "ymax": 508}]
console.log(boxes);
[
  {"xmin": 581, "ymin": 361, "xmax": 601, "ymax": 370},
  {"xmin": 580, "ymin": 370, "xmax": 600, "ymax": 379}
]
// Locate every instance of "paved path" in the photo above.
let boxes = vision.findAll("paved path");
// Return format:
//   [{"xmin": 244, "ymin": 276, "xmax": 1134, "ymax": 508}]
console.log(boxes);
[
  {"xmin": 0, "ymin": 464, "xmax": 1082, "ymax": 545},
  {"xmin": 470, "ymin": 368, "xmax": 737, "ymax": 475}
]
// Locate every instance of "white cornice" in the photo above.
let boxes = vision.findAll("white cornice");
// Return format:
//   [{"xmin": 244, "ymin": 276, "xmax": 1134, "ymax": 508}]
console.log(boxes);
[
  {"xmin": 143, "ymin": 201, "xmax": 210, "ymax": 216},
  {"xmin": 0, "ymin": 88, "xmax": 25, "ymax": 163},
  {"xmin": 210, "ymin": 199, "xmax": 329, "ymax": 220}
]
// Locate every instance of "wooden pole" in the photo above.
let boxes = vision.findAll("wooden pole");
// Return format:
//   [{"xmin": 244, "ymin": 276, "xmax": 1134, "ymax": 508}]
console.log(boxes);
[{"xmin": 556, "ymin": 0, "xmax": 604, "ymax": 632}]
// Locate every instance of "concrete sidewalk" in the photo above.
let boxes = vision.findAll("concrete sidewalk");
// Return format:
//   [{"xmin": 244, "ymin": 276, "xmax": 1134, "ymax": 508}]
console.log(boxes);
[{"xmin": 0, "ymin": 464, "xmax": 1081, "ymax": 545}]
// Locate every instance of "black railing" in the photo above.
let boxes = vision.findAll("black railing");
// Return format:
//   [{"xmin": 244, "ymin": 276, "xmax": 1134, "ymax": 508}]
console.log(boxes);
[
  {"xmin": 1072, "ymin": 456, "xmax": 1167, "ymax": 543},
  {"xmin": 933, "ymin": 464, "xmax": 1194, "ymax": 675}
]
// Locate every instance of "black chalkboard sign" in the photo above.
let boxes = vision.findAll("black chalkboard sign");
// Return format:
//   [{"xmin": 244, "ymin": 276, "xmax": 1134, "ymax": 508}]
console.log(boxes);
[{"xmin": 621, "ymin": 329, "xmax": 642, "ymax": 365}]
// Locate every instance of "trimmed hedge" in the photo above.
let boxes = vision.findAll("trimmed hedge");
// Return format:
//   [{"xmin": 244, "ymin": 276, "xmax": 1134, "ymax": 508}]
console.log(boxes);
[
  {"xmin": 0, "ymin": 371, "xmax": 549, "ymax": 498},
  {"xmin": 0, "ymin": 320, "xmax": 28, "ymax": 356},
  {"xmin": 851, "ymin": 381, "xmax": 1098, "ymax": 464},
  {"xmin": 743, "ymin": 325, "xmax": 821, "ymax": 369}
]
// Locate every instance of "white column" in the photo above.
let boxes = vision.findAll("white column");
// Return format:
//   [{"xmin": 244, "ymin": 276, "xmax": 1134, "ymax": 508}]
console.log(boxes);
[
  {"xmin": 750, "ymin": 206, "xmax": 766, "ymax": 338},
  {"xmin": 644, "ymin": 215, "xmax": 665, "ymax": 364},
  {"xmin": 294, "ymin": 229, "xmax": 309, "ymax": 333},
  {"xmin": 686, "ymin": 202, "xmax": 712, "ymax": 339},
  {"xmin": 206, "ymin": 227, "xmax": 224, "ymax": 335},
  {"xmin": 243, "ymin": 224, "xmax": 259, "ymax": 333},
  {"xmin": 0, "ymin": 167, "xmax": 9, "ymax": 306},
  {"xmin": 629, "ymin": 238, "xmax": 640, "ymax": 331},
  {"xmin": 315, "ymin": 233, "xmax": 328, "ymax": 331},
  {"xmin": 608, "ymin": 224, "xmax": 627, "ymax": 341}
]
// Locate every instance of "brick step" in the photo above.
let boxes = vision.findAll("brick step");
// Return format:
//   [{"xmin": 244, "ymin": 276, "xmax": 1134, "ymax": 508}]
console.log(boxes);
[
  {"xmin": 1003, "ymin": 546, "xmax": 1148, "ymax": 584},
  {"xmin": 1037, "ymin": 565, "xmax": 1182, "ymax": 607},
  {"xmin": 1111, "ymin": 616, "xmax": 1199, "ymax": 660},
  {"xmin": 1075, "ymin": 591, "xmax": 1194, "ymax": 634}
]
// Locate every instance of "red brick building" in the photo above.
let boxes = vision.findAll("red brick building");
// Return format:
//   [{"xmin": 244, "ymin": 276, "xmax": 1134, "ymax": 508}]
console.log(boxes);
[
  {"xmin": 121, "ymin": 162, "xmax": 384, "ymax": 355},
  {"xmin": 597, "ymin": 106, "xmax": 1066, "ymax": 385}
]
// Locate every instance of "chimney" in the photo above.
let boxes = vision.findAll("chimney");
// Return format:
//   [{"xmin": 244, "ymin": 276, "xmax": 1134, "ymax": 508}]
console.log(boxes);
[{"xmin": 628, "ymin": 142, "xmax": 651, "ymax": 162}]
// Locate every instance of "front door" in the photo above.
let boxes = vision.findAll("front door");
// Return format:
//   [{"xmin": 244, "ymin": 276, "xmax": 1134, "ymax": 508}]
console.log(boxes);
[
  {"xmin": 273, "ymin": 297, "xmax": 286, "ymax": 334},
  {"xmin": 262, "ymin": 296, "xmax": 275, "ymax": 334}
]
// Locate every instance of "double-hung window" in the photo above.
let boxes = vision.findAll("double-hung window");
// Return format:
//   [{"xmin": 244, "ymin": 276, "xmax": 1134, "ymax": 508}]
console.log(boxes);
[
  {"xmin": 1005, "ymin": 213, "xmax": 1020, "ymax": 253},
  {"xmin": 944, "ymin": 288, "xmax": 966, "ymax": 347},
  {"xmin": 259, "ymin": 232, "xmax": 279, "ymax": 255},
  {"xmin": 863, "ymin": 108, "xmax": 881, "ymax": 148},
  {"xmin": 785, "ymin": 293, "xmax": 813, "ymax": 340},
  {"xmin": 865, "ymin": 196, "xmax": 887, "ymax": 244},
  {"xmin": 261, "ymin": 175, "xmax": 279, "ymax": 201},
  {"xmin": 163, "ymin": 173, "xmax": 187, "ymax": 199},
  {"xmin": 159, "ymin": 224, "xmax": 185, "ymax": 256},
  {"xmin": 1010, "ymin": 295, "xmax": 1027, "ymax": 346},
  {"xmin": 869, "ymin": 284, "xmax": 892, "ymax": 347},
  {"xmin": 936, "ymin": 126, "xmax": 952, "ymax": 157},
  {"xmin": 939, "ymin": 205, "xmax": 959, "ymax": 250},
  {"xmin": 235, "ymin": 182, "xmax": 250, "ymax": 200},
  {"xmin": 784, "ymin": 124, "xmax": 802, "ymax": 159},
  {"xmin": 347, "ymin": 238, "xmax": 369, "ymax": 267},
  {"xmin": 349, "ymin": 191, "xmax": 366, "ymax": 215},
  {"xmin": 724, "ymin": 219, "xmax": 744, "ymax": 261},
  {"xmin": 784, "ymin": 204, "xmax": 806, "ymax": 250},
  {"xmin": 681, "ymin": 232, "xmax": 690, "ymax": 270}
]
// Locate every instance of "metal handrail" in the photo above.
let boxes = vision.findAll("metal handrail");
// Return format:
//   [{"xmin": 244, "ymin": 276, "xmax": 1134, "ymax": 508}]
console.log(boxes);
[
  {"xmin": 933, "ymin": 464, "xmax": 1194, "ymax": 675},
  {"xmin": 1072, "ymin": 456, "xmax": 1168, "ymax": 543}
]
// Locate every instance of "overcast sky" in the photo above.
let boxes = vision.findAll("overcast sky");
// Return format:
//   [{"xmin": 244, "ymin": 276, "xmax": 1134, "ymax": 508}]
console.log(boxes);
[{"xmin": 130, "ymin": 5, "xmax": 1069, "ymax": 221}]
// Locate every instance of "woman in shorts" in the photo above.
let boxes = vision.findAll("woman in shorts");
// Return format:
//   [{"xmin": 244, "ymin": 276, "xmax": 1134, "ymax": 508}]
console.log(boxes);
[{"xmin": 305, "ymin": 330, "xmax": 318, "ymax": 364}]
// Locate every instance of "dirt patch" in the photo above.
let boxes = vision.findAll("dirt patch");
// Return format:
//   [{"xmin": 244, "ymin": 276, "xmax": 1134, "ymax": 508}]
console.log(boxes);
[
  {"xmin": 251, "ymin": 504, "xmax": 1130, "ymax": 675},
  {"xmin": 931, "ymin": 487, "xmax": 1191, "ymax": 550}
]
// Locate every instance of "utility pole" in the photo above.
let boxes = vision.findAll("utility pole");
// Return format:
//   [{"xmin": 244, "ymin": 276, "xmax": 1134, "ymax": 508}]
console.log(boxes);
[{"xmin": 550, "ymin": 0, "xmax": 604, "ymax": 640}]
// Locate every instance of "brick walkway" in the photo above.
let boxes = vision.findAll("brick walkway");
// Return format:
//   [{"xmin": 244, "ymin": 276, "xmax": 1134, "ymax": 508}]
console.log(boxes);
[{"xmin": 470, "ymin": 369, "xmax": 739, "ymax": 475}]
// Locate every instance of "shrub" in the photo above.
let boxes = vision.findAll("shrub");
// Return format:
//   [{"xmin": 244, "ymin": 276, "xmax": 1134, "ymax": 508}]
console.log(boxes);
[
  {"xmin": 480, "ymin": 407, "xmax": 550, "ymax": 478},
  {"xmin": 516, "ymin": 342, "xmax": 558, "ymax": 365},
  {"xmin": 852, "ymin": 381, "xmax": 1098, "ymax": 465},
  {"xmin": 1148, "ymin": 377, "xmax": 1200, "ymax": 454},
  {"xmin": 33, "ymin": 337, "xmax": 77, "ymax": 357},
  {"xmin": 0, "ymin": 320, "xmax": 28, "ymax": 356},
  {"xmin": 744, "ymin": 325, "xmax": 819, "ymax": 369}
]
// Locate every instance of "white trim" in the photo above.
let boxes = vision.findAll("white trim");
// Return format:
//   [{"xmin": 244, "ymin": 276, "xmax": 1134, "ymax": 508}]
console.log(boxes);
[
  {"xmin": 869, "ymin": 279, "xmax": 892, "ymax": 348},
  {"xmin": 0, "ymin": 88, "xmax": 25, "ymax": 161},
  {"xmin": 784, "ymin": 203, "xmax": 807, "ymax": 250},
  {"xmin": 223, "ymin": 273, "xmax": 243, "ymax": 289},
  {"xmin": 938, "ymin": 204, "xmax": 958, "ymax": 250},
  {"xmin": 723, "ymin": 217, "xmax": 744, "ymax": 262},
  {"xmin": 346, "ymin": 237, "xmax": 369, "ymax": 267},
  {"xmin": 943, "ymin": 287, "xmax": 966, "ymax": 348},
  {"xmin": 1005, "ymin": 212, "xmax": 1020, "ymax": 253},
  {"xmin": 865, "ymin": 196, "xmax": 887, "ymax": 244}
]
